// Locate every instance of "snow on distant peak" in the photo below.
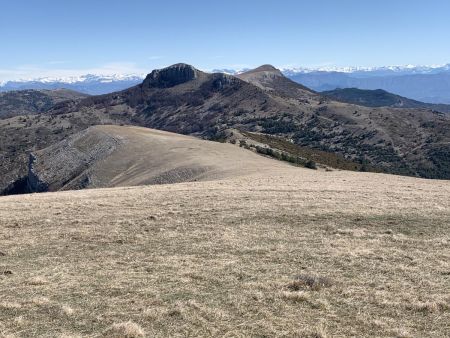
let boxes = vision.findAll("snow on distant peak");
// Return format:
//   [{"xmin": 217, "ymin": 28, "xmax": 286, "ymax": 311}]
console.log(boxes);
[
  {"xmin": 211, "ymin": 68, "xmax": 251, "ymax": 75},
  {"xmin": 280, "ymin": 63, "xmax": 450, "ymax": 75},
  {"xmin": 0, "ymin": 73, "xmax": 146, "ymax": 86}
]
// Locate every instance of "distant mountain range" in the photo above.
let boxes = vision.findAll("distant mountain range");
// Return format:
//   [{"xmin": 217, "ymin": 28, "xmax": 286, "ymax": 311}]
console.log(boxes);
[
  {"xmin": 222, "ymin": 64, "xmax": 450, "ymax": 104},
  {"xmin": 2, "ymin": 64, "xmax": 450, "ymax": 103},
  {"xmin": 1, "ymin": 63, "xmax": 450, "ymax": 196},
  {"xmin": 321, "ymin": 88, "xmax": 450, "ymax": 113},
  {"xmin": 287, "ymin": 71, "xmax": 450, "ymax": 105},
  {"xmin": 0, "ymin": 74, "xmax": 144, "ymax": 95},
  {"xmin": 281, "ymin": 64, "xmax": 450, "ymax": 76}
]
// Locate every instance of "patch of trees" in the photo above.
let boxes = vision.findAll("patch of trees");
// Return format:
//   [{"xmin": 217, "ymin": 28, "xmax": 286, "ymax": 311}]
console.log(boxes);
[
  {"xmin": 418, "ymin": 146, "xmax": 450, "ymax": 179},
  {"xmin": 254, "ymin": 145, "xmax": 316, "ymax": 169},
  {"xmin": 259, "ymin": 117, "xmax": 298, "ymax": 134},
  {"xmin": 204, "ymin": 127, "xmax": 227, "ymax": 142}
]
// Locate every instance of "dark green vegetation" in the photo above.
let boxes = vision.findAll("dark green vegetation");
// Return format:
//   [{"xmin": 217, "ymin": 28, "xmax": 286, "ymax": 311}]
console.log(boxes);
[
  {"xmin": 322, "ymin": 87, "xmax": 450, "ymax": 113},
  {"xmin": 242, "ymin": 131, "xmax": 377, "ymax": 172},
  {"xmin": 1, "ymin": 63, "xmax": 450, "ymax": 195}
]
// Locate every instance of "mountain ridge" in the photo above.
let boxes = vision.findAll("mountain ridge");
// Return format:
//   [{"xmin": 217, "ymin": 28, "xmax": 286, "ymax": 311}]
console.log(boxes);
[
  {"xmin": 0, "ymin": 74, "xmax": 144, "ymax": 95},
  {"xmin": 321, "ymin": 88, "xmax": 450, "ymax": 113},
  {"xmin": 1, "ymin": 63, "xmax": 450, "ymax": 196},
  {"xmin": 0, "ymin": 89, "xmax": 89, "ymax": 119},
  {"xmin": 3, "ymin": 63, "xmax": 450, "ymax": 102},
  {"xmin": 287, "ymin": 70, "xmax": 450, "ymax": 104}
]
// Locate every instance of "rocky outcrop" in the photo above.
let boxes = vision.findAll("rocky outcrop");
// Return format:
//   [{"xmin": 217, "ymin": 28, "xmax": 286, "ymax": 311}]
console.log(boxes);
[
  {"xmin": 211, "ymin": 73, "xmax": 240, "ymax": 90},
  {"xmin": 27, "ymin": 127, "xmax": 123, "ymax": 192},
  {"xmin": 142, "ymin": 63, "xmax": 199, "ymax": 88},
  {"xmin": 27, "ymin": 154, "xmax": 49, "ymax": 192}
]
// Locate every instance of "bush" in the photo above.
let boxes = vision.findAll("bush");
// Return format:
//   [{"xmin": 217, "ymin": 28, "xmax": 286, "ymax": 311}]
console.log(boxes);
[
  {"xmin": 205, "ymin": 127, "xmax": 227, "ymax": 142},
  {"xmin": 305, "ymin": 160, "xmax": 317, "ymax": 170}
]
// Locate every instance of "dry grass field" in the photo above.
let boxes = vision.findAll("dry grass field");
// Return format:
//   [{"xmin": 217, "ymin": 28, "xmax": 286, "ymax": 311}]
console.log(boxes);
[{"xmin": 1, "ymin": 165, "xmax": 449, "ymax": 337}]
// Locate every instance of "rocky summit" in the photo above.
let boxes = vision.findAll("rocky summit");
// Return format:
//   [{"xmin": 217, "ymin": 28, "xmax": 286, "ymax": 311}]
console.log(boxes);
[{"xmin": 142, "ymin": 63, "xmax": 199, "ymax": 88}]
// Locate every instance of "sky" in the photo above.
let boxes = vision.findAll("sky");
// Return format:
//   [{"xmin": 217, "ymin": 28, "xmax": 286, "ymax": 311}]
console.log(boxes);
[{"xmin": 1, "ymin": 0, "xmax": 450, "ymax": 81}]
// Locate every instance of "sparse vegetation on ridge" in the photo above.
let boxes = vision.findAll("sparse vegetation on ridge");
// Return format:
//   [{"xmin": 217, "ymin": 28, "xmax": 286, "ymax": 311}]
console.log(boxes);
[{"xmin": 243, "ymin": 131, "xmax": 375, "ymax": 172}]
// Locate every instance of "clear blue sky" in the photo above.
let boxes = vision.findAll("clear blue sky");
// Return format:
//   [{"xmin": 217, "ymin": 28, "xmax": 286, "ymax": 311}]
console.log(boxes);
[{"xmin": 1, "ymin": 0, "xmax": 450, "ymax": 80}]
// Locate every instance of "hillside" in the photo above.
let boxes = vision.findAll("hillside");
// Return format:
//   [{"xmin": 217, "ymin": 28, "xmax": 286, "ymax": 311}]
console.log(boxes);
[
  {"xmin": 1, "ymin": 63, "xmax": 450, "ymax": 196},
  {"xmin": 23, "ymin": 125, "xmax": 289, "ymax": 193},
  {"xmin": 0, "ymin": 89, "xmax": 88, "ymax": 119},
  {"xmin": 321, "ymin": 87, "xmax": 450, "ymax": 113},
  {"xmin": 236, "ymin": 64, "xmax": 315, "ymax": 99},
  {"xmin": 1, "ymin": 167, "xmax": 449, "ymax": 337},
  {"xmin": 40, "ymin": 64, "xmax": 450, "ymax": 179}
]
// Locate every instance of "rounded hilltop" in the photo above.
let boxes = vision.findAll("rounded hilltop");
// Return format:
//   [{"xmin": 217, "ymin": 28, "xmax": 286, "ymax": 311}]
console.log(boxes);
[{"xmin": 242, "ymin": 64, "xmax": 283, "ymax": 75}]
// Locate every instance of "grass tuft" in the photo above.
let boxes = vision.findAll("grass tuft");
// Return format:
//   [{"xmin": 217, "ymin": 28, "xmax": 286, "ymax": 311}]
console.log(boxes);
[
  {"xmin": 287, "ymin": 274, "xmax": 333, "ymax": 292},
  {"xmin": 27, "ymin": 276, "xmax": 48, "ymax": 286},
  {"xmin": 280, "ymin": 290, "xmax": 310, "ymax": 303},
  {"xmin": 102, "ymin": 321, "xmax": 145, "ymax": 338}
]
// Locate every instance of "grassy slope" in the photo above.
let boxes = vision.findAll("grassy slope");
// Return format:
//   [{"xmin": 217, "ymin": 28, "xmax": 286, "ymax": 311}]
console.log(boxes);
[
  {"xmin": 1, "ymin": 168, "xmax": 449, "ymax": 337},
  {"xmin": 31, "ymin": 125, "xmax": 289, "ymax": 191}
]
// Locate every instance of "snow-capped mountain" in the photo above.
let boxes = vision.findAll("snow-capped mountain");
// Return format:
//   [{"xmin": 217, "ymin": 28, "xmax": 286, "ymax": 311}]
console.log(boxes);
[
  {"xmin": 282, "ymin": 64, "xmax": 450, "ymax": 104},
  {"xmin": 211, "ymin": 68, "xmax": 251, "ymax": 75},
  {"xmin": 2, "ymin": 64, "xmax": 450, "ymax": 103},
  {"xmin": 0, "ymin": 74, "xmax": 145, "ymax": 95},
  {"xmin": 281, "ymin": 64, "xmax": 450, "ymax": 76},
  {"xmin": 214, "ymin": 64, "xmax": 450, "ymax": 76},
  {"xmin": 30, "ymin": 73, "xmax": 145, "ymax": 84},
  {"xmin": 212, "ymin": 64, "xmax": 450, "ymax": 104}
]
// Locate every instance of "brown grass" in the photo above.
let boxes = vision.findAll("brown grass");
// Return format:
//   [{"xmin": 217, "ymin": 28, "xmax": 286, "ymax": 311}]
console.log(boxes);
[
  {"xmin": 0, "ymin": 167, "xmax": 449, "ymax": 337},
  {"xmin": 287, "ymin": 274, "xmax": 333, "ymax": 291},
  {"xmin": 102, "ymin": 321, "xmax": 145, "ymax": 337}
]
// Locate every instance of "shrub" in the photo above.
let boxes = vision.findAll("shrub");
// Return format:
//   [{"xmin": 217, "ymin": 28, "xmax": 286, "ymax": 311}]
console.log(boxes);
[{"xmin": 305, "ymin": 160, "xmax": 317, "ymax": 170}]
